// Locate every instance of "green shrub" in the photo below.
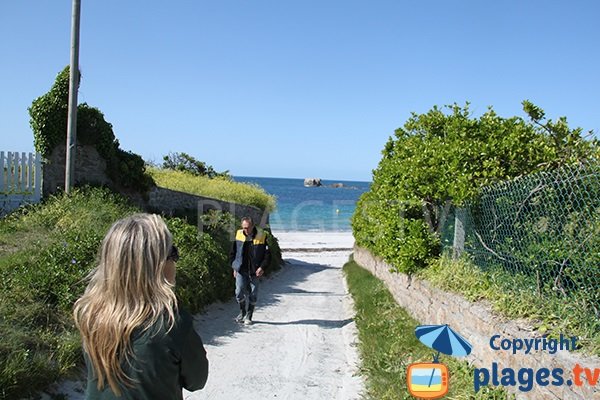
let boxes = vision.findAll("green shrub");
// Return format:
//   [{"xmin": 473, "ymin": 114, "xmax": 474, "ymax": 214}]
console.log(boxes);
[
  {"xmin": 8, "ymin": 230, "xmax": 101, "ymax": 310},
  {"xmin": 352, "ymin": 102, "xmax": 599, "ymax": 274},
  {"xmin": 28, "ymin": 67, "xmax": 153, "ymax": 192},
  {"xmin": 353, "ymin": 192, "xmax": 439, "ymax": 274},
  {"xmin": 0, "ymin": 187, "xmax": 137, "ymax": 399},
  {"xmin": 75, "ymin": 103, "xmax": 118, "ymax": 160},
  {"xmin": 265, "ymin": 228, "xmax": 284, "ymax": 273},
  {"xmin": 29, "ymin": 67, "xmax": 70, "ymax": 157},
  {"xmin": 111, "ymin": 148, "xmax": 155, "ymax": 191},
  {"xmin": 162, "ymin": 152, "xmax": 230, "ymax": 179},
  {"xmin": 0, "ymin": 187, "xmax": 245, "ymax": 398},
  {"xmin": 166, "ymin": 217, "xmax": 232, "ymax": 312}
]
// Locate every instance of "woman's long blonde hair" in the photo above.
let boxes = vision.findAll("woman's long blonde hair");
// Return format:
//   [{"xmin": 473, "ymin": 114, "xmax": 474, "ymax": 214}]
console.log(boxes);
[{"xmin": 73, "ymin": 213, "xmax": 178, "ymax": 394}]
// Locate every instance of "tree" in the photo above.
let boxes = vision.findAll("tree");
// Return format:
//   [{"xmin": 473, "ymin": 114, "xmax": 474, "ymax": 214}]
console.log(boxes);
[
  {"xmin": 522, "ymin": 100, "xmax": 599, "ymax": 167},
  {"xmin": 162, "ymin": 152, "xmax": 230, "ymax": 179},
  {"xmin": 352, "ymin": 102, "xmax": 599, "ymax": 273}
]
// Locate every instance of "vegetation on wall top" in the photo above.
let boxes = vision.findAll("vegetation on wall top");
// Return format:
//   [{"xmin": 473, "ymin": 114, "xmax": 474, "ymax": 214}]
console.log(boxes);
[
  {"xmin": 162, "ymin": 151, "xmax": 230, "ymax": 179},
  {"xmin": 28, "ymin": 66, "xmax": 153, "ymax": 191}
]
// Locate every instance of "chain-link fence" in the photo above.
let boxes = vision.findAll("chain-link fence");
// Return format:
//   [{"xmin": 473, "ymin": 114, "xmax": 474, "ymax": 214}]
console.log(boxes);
[{"xmin": 444, "ymin": 163, "xmax": 600, "ymax": 312}]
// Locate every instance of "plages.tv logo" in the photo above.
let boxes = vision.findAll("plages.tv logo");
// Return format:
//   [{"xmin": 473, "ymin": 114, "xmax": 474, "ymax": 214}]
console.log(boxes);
[{"xmin": 407, "ymin": 324, "xmax": 472, "ymax": 399}]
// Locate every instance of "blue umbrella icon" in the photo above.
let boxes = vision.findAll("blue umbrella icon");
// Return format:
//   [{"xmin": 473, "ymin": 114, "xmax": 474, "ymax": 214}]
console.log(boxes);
[
  {"xmin": 415, "ymin": 324, "xmax": 472, "ymax": 387},
  {"xmin": 415, "ymin": 324, "xmax": 472, "ymax": 359}
]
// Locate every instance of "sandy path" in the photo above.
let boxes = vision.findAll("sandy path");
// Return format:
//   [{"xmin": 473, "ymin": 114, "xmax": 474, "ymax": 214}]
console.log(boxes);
[{"xmin": 185, "ymin": 231, "xmax": 364, "ymax": 400}]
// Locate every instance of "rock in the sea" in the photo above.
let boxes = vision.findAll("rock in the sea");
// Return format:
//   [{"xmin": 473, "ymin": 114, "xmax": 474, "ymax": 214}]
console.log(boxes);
[
  {"xmin": 304, "ymin": 178, "xmax": 322, "ymax": 187},
  {"xmin": 330, "ymin": 183, "xmax": 344, "ymax": 188}
]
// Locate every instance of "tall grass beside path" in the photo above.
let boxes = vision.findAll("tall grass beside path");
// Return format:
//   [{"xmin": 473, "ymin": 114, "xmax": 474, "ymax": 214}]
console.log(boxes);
[
  {"xmin": 343, "ymin": 259, "xmax": 509, "ymax": 399},
  {"xmin": 148, "ymin": 167, "xmax": 276, "ymax": 212},
  {"xmin": 0, "ymin": 188, "xmax": 138, "ymax": 399},
  {"xmin": 0, "ymin": 187, "xmax": 238, "ymax": 399},
  {"xmin": 418, "ymin": 254, "xmax": 600, "ymax": 356}
]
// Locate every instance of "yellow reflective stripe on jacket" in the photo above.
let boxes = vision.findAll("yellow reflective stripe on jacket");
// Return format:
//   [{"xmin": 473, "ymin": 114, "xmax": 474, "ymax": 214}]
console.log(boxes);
[
  {"xmin": 235, "ymin": 228, "xmax": 267, "ymax": 243},
  {"xmin": 253, "ymin": 229, "xmax": 267, "ymax": 244},
  {"xmin": 235, "ymin": 230, "xmax": 246, "ymax": 241}
]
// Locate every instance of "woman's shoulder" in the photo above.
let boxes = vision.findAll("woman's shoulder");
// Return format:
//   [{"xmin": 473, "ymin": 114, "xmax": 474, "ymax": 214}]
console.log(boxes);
[
  {"xmin": 172, "ymin": 308, "xmax": 194, "ymax": 334},
  {"xmin": 133, "ymin": 308, "xmax": 194, "ymax": 346},
  {"xmin": 163, "ymin": 308, "xmax": 199, "ymax": 356}
]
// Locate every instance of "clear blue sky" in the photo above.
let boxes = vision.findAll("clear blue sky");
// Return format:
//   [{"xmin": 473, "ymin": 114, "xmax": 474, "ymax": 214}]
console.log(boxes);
[{"xmin": 1, "ymin": 1, "xmax": 599, "ymax": 181}]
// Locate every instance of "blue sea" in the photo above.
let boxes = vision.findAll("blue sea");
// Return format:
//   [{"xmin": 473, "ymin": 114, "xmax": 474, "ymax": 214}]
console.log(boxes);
[{"xmin": 233, "ymin": 176, "xmax": 371, "ymax": 231}]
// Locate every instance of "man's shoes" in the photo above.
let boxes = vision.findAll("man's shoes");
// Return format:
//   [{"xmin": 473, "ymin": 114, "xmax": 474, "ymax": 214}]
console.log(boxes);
[
  {"xmin": 235, "ymin": 301, "xmax": 246, "ymax": 323},
  {"xmin": 244, "ymin": 304, "xmax": 255, "ymax": 325},
  {"xmin": 235, "ymin": 311, "xmax": 246, "ymax": 323}
]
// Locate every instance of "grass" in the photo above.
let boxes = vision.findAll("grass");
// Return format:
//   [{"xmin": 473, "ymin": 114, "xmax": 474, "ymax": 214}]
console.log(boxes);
[
  {"xmin": 147, "ymin": 167, "xmax": 276, "ymax": 212},
  {"xmin": 0, "ymin": 188, "xmax": 138, "ymax": 399},
  {"xmin": 0, "ymin": 189, "xmax": 131, "ymax": 256},
  {"xmin": 343, "ymin": 259, "xmax": 510, "ymax": 400},
  {"xmin": 418, "ymin": 254, "xmax": 600, "ymax": 356}
]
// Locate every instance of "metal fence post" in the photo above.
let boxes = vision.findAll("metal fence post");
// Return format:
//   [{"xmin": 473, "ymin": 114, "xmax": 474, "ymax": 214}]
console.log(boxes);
[{"xmin": 453, "ymin": 207, "xmax": 466, "ymax": 259}]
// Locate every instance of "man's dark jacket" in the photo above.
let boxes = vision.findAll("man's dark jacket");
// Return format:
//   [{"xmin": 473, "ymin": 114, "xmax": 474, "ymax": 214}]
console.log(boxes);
[{"xmin": 229, "ymin": 226, "xmax": 271, "ymax": 274}]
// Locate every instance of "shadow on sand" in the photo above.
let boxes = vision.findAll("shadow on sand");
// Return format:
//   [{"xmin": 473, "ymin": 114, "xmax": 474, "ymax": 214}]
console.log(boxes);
[
  {"xmin": 195, "ymin": 256, "xmax": 351, "ymax": 345},
  {"xmin": 251, "ymin": 318, "xmax": 353, "ymax": 329}
]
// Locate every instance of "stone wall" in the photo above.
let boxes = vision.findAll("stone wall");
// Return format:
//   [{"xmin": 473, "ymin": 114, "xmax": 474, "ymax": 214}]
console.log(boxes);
[
  {"xmin": 42, "ymin": 146, "xmax": 269, "ymax": 226},
  {"xmin": 147, "ymin": 187, "xmax": 268, "ymax": 227},
  {"xmin": 43, "ymin": 145, "xmax": 111, "ymax": 196},
  {"xmin": 353, "ymin": 245, "xmax": 600, "ymax": 400}
]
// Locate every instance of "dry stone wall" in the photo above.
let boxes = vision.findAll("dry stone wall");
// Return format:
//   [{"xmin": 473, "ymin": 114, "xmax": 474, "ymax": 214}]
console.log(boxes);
[
  {"xmin": 147, "ymin": 187, "xmax": 268, "ymax": 227},
  {"xmin": 43, "ymin": 145, "xmax": 111, "ymax": 196},
  {"xmin": 353, "ymin": 245, "xmax": 600, "ymax": 400},
  {"xmin": 42, "ymin": 146, "xmax": 268, "ymax": 226}
]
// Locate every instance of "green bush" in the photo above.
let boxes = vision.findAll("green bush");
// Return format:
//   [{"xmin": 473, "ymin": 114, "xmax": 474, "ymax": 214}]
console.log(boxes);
[
  {"xmin": 9, "ymin": 230, "xmax": 102, "ymax": 310},
  {"xmin": 353, "ymin": 191, "xmax": 440, "ymax": 274},
  {"xmin": 111, "ymin": 148, "xmax": 155, "ymax": 191},
  {"xmin": 162, "ymin": 152, "xmax": 230, "ymax": 179},
  {"xmin": 28, "ymin": 67, "xmax": 153, "ymax": 192},
  {"xmin": 265, "ymin": 228, "xmax": 284, "ymax": 273},
  {"xmin": 352, "ymin": 102, "xmax": 599, "ymax": 274},
  {"xmin": 198, "ymin": 209, "xmax": 237, "ymax": 247},
  {"xmin": 0, "ymin": 187, "xmax": 250, "ymax": 399},
  {"xmin": 75, "ymin": 103, "xmax": 118, "ymax": 160},
  {"xmin": 166, "ymin": 217, "xmax": 232, "ymax": 312},
  {"xmin": 0, "ymin": 188, "xmax": 137, "ymax": 399},
  {"xmin": 29, "ymin": 67, "xmax": 70, "ymax": 157}
]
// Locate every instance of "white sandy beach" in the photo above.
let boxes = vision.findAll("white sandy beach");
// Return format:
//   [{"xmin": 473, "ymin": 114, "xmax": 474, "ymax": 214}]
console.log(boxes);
[
  {"xmin": 43, "ymin": 231, "xmax": 364, "ymax": 400},
  {"xmin": 275, "ymin": 230, "xmax": 356, "ymax": 250}
]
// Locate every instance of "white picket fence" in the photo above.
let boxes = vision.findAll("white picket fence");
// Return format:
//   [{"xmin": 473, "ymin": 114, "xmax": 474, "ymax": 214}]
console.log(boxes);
[{"xmin": 0, "ymin": 151, "xmax": 42, "ymax": 215}]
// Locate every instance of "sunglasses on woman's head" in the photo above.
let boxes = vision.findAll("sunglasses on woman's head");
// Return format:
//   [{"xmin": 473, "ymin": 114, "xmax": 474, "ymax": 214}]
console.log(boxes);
[{"xmin": 167, "ymin": 245, "xmax": 179, "ymax": 262}]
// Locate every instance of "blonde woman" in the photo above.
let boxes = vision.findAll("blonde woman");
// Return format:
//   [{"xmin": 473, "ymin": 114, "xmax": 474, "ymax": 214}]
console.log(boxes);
[{"xmin": 73, "ymin": 213, "xmax": 208, "ymax": 399}]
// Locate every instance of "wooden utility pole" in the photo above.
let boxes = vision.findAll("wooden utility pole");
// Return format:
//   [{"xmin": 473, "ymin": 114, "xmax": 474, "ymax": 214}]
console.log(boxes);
[{"xmin": 65, "ymin": 0, "xmax": 81, "ymax": 193}]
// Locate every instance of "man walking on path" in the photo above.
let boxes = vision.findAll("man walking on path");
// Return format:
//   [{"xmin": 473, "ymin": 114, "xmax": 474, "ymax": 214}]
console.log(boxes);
[{"xmin": 230, "ymin": 217, "xmax": 271, "ymax": 325}]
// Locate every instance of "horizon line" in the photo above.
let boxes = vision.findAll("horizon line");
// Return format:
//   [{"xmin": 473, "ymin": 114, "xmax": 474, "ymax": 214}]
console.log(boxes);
[{"xmin": 233, "ymin": 175, "xmax": 372, "ymax": 184}]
